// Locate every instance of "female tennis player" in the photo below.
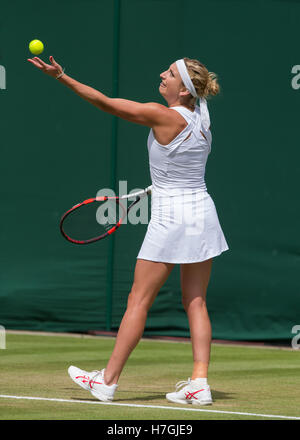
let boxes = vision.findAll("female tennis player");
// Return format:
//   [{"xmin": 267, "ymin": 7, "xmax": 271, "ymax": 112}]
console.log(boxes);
[{"xmin": 27, "ymin": 55, "xmax": 229, "ymax": 405}]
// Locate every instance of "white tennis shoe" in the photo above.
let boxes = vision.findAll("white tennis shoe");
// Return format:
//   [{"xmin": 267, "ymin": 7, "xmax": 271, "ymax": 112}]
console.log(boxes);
[
  {"xmin": 166, "ymin": 378, "xmax": 212, "ymax": 405},
  {"xmin": 68, "ymin": 366, "xmax": 117, "ymax": 402}
]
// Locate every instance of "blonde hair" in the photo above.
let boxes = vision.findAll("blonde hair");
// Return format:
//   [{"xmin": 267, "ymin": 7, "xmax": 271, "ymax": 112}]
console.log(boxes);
[{"xmin": 183, "ymin": 57, "xmax": 220, "ymax": 102}]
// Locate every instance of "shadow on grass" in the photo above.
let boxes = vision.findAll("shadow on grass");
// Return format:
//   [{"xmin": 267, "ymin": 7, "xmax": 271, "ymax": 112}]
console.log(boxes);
[
  {"xmin": 69, "ymin": 389, "xmax": 235, "ymax": 403},
  {"xmin": 211, "ymin": 390, "xmax": 235, "ymax": 401}
]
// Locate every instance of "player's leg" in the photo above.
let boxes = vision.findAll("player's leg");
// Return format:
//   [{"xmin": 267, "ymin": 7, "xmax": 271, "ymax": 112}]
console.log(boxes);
[
  {"xmin": 104, "ymin": 259, "xmax": 174, "ymax": 385},
  {"xmin": 165, "ymin": 258, "xmax": 213, "ymax": 405},
  {"xmin": 180, "ymin": 258, "xmax": 213, "ymax": 379}
]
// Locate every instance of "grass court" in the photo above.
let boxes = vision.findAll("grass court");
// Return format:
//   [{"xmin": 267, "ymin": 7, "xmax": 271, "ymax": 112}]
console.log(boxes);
[{"xmin": 0, "ymin": 332, "xmax": 299, "ymax": 420}]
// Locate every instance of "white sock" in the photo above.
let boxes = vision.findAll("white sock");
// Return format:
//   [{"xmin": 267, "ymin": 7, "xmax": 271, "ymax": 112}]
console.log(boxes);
[{"xmin": 192, "ymin": 377, "xmax": 208, "ymax": 386}]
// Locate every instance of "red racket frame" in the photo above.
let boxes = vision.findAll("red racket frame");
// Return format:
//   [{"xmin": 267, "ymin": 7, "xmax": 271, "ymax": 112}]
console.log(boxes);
[{"xmin": 60, "ymin": 195, "xmax": 141, "ymax": 245}]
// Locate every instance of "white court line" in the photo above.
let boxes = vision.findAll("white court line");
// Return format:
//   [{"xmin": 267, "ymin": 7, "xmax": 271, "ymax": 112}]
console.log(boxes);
[{"xmin": 0, "ymin": 394, "xmax": 299, "ymax": 420}]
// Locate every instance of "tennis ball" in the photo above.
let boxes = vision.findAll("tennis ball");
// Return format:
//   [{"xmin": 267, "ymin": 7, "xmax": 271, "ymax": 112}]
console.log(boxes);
[{"xmin": 29, "ymin": 39, "xmax": 44, "ymax": 55}]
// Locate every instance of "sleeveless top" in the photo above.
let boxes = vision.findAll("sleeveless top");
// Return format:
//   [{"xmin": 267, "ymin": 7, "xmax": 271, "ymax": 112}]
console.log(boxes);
[{"xmin": 147, "ymin": 105, "xmax": 212, "ymax": 196}]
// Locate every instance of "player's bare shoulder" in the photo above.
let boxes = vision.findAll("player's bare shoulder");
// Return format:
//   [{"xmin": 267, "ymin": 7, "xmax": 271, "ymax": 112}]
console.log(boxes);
[{"xmin": 144, "ymin": 102, "xmax": 186, "ymax": 128}]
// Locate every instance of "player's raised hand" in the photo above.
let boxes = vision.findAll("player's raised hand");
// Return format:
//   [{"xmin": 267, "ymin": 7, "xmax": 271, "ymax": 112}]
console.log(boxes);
[{"xmin": 27, "ymin": 56, "xmax": 64, "ymax": 79}]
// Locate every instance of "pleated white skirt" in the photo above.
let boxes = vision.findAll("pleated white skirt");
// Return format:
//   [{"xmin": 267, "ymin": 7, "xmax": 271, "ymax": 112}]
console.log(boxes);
[{"xmin": 137, "ymin": 188, "xmax": 229, "ymax": 264}]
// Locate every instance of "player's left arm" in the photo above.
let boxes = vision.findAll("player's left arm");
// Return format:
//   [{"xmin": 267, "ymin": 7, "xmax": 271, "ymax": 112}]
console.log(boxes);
[
  {"xmin": 58, "ymin": 76, "xmax": 167, "ymax": 128},
  {"xmin": 59, "ymin": 74, "xmax": 164, "ymax": 126},
  {"xmin": 27, "ymin": 56, "xmax": 167, "ymax": 128}
]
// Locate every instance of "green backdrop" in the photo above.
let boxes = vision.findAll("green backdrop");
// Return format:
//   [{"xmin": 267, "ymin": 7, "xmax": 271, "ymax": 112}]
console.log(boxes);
[{"xmin": 0, "ymin": 0, "xmax": 299, "ymax": 341}]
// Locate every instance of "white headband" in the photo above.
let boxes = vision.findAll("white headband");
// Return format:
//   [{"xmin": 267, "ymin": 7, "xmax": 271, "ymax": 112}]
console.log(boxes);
[{"xmin": 175, "ymin": 59, "xmax": 211, "ymax": 131}]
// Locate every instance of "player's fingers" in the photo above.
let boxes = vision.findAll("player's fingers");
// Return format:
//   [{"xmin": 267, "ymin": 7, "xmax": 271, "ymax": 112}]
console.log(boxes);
[
  {"xmin": 49, "ymin": 56, "xmax": 63, "ymax": 78},
  {"xmin": 30, "ymin": 58, "xmax": 44, "ymax": 68},
  {"xmin": 49, "ymin": 56, "xmax": 60, "ymax": 68},
  {"xmin": 27, "ymin": 58, "xmax": 43, "ymax": 69},
  {"xmin": 33, "ymin": 57, "xmax": 47, "ymax": 67}
]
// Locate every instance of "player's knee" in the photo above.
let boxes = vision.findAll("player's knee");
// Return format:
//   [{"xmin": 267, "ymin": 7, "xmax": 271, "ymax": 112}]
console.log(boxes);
[
  {"xmin": 127, "ymin": 286, "xmax": 154, "ymax": 312},
  {"xmin": 182, "ymin": 293, "xmax": 207, "ymax": 313}
]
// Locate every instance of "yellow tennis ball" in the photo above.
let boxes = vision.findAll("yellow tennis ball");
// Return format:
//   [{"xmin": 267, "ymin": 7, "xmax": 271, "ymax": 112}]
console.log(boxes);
[{"xmin": 29, "ymin": 39, "xmax": 44, "ymax": 55}]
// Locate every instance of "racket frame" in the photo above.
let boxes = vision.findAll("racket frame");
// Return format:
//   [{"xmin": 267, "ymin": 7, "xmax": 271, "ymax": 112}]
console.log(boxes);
[{"xmin": 60, "ymin": 185, "xmax": 152, "ymax": 245}]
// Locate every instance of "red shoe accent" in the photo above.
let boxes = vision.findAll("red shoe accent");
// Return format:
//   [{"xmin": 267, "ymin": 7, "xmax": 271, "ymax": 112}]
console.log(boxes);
[
  {"xmin": 184, "ymin": 389, "xmax": 204, "ymax": 400},
  {"xmin": 75, "ymin": 375, "xmax": 103, "ymax": 389}
]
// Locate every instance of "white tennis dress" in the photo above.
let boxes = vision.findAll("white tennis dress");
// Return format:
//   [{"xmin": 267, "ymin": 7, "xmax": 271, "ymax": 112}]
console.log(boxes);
[{"xmin": 137, "ymin": 105, "xmax": 229, "ymax": 264}]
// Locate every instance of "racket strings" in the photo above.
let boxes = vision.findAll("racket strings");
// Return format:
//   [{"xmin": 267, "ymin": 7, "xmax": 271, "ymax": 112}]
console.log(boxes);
[
  {"xmin": 60, "ymin": 189, "xmax": 150, "ymax": 244},
  {"xmin": 96, "ymin": 199, "xmax": 126, "ymax": 231},
  {"xmin": 62, "ymin": 199, "xmax": 125, "ymax": 242}
]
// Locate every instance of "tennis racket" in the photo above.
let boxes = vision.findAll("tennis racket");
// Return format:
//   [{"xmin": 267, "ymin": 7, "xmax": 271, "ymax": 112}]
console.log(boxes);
[{"xmin": 60, "ymin": 185, "xmax": 152, "ymax": 245}]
